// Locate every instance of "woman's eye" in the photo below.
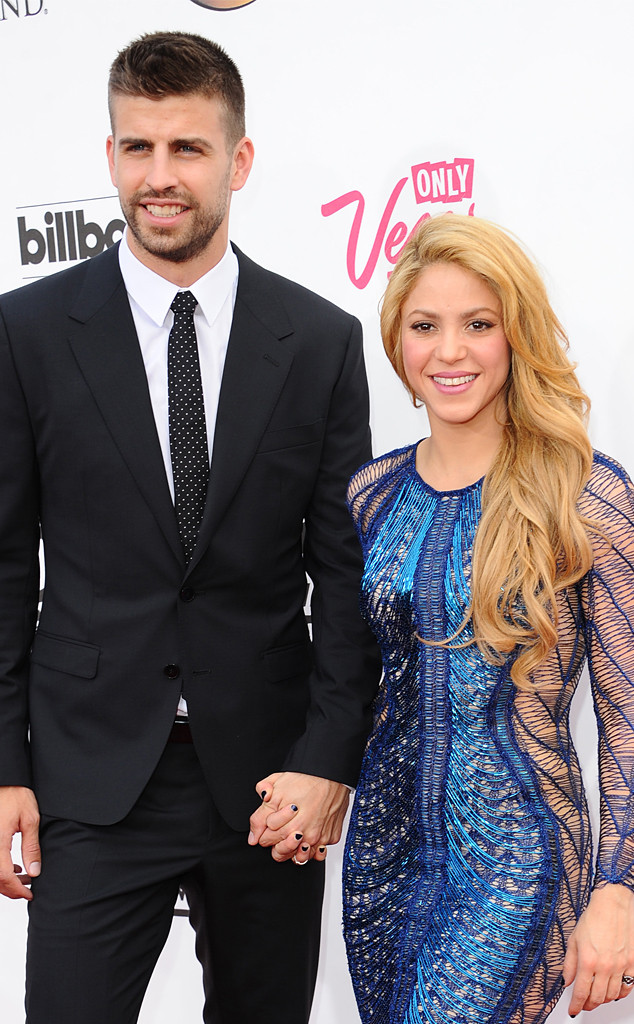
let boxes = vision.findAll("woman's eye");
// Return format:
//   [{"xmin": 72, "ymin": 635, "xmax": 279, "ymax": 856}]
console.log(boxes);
[
  {"xmin": 469, "ymin": 320, "xmax": 493, "ymax": 332},
  {"xmin": 411, "ymin": 321, "xmax": 435, "ymax": 332}
]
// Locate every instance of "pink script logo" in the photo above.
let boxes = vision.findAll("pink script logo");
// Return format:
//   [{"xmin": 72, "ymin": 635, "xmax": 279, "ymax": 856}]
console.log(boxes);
[{"xmin": 322, "ymin": 157, "xmax": 476, "ymax": 290}]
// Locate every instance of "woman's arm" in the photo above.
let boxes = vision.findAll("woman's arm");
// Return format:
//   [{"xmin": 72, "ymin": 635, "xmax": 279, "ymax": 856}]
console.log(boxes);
[{"xmin": 565, "ymin": 455, "xmax": 634, "ymax": 1014}]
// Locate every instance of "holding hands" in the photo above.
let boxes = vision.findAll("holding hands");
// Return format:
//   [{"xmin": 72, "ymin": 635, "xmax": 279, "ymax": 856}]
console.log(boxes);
[{"xmin": 248, "ymin": 771, "xmax": 350, "ymax": 865}]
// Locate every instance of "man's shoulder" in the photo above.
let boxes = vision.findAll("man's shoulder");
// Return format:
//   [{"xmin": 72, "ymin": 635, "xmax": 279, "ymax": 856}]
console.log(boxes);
[
  {"xmin": 233, "ymin": 245, "xmax": 358, "ymax": 331},
  {"xmin": 0, "ymin": 244, "xmax": 121, "ymax": 317}
]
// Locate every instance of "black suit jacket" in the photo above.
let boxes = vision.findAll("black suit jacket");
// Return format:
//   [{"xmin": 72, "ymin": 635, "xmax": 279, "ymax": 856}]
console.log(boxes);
[{"xmin": 0, "ymin": 243, "xmax": 380, "ymax": 830}]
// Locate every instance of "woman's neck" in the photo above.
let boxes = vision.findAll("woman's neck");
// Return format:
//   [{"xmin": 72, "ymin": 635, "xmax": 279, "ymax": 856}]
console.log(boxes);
[{"xmin": 415, "ymin": 420, "xmax": 504, "ymax": 491}]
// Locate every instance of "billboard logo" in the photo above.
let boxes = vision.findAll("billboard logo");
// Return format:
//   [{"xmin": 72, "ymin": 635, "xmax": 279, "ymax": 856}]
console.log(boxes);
[
  {"xmin": 0, "ymin": 0, "xmax": 45, "ymax": 20},
  {"xmin": 322, "ymin": 158, "xmax": 476, "ymax": 290},
  {"xmin": 17, "ymin": 200, "xmax": 125, "ymax": 272}
]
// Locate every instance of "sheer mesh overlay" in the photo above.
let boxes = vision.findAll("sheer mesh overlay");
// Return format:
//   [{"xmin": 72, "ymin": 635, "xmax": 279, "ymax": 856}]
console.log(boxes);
[{"xmin": 343, "ymin": 444, "xmax": 634, "ymax": 1024}]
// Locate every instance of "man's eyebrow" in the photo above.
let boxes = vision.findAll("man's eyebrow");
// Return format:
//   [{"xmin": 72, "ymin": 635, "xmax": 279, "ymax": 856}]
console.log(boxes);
[
  {"xmin": 170, "ymin": 136, "xmax": 212, "ymax": 148},
  {"xmin": 117, "ymin": 136, "xmax": 151, "ymax": 148}
]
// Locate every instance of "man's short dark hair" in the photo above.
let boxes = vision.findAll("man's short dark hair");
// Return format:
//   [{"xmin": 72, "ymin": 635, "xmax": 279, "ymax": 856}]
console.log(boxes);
[{"xmin": 108, "ymin": 31, "xmax": 246, "ymax": 147}]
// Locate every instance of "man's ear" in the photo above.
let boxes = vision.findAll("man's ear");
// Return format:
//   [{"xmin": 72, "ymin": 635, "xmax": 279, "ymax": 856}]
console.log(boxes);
[
  {"xmin": 106, "ymin": 135, "xmax": 117, "ymax": 188},
  {"xmin": 231, "ymin": 136, "xmax": 254, "ymax": 192}
]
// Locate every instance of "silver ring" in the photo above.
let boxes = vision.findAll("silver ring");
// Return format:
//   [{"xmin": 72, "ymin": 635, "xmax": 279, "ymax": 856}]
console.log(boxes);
[
  {"xmin": 622, "ymin": 975, "xmax": 634, "ymax": 986},
  {"xmin": 291, "ymin": 855, "xmax": 309, "ymax": 866}
]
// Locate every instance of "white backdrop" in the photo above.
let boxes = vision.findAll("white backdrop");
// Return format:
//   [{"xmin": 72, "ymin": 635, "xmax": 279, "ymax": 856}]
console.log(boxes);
[{"xmin": 1, "ymin": 1, "xmax": 633, "ymax": 1021}]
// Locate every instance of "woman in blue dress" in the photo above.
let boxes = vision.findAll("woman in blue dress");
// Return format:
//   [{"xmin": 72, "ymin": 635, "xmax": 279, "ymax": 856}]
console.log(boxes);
[{"xmin": 343, "ymin": 215, "xmax": 634, "ymax": 1024}]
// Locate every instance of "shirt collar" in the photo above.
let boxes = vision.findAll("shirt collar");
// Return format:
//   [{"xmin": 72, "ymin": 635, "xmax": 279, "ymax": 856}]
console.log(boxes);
[{"xmin": 118, "ymin": 230, "xmax": 239, "ymax": 328}]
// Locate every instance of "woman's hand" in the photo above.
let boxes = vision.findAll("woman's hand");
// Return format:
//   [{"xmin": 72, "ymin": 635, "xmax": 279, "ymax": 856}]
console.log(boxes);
[
  {"xmin": 563, "ymin": 883, "xmax": 634, "ymax": 1015},
  {"xmin": 248, "ymin": 771, "xmax": 350, "ymax": 863}
]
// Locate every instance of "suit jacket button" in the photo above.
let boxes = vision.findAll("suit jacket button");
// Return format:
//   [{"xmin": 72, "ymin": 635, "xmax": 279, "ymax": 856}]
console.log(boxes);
[
  {"xmin": 164, "ymin": 664, "xmax": 180, "ymax": 679},
  {"xmin": 179, "ymin": 587, "xmax": 195, "ymax": 603}
]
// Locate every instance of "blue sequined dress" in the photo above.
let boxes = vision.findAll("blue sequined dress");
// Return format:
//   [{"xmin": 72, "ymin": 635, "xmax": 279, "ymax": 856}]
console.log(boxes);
[{"xmin": 343, "ymin": 443, "xmax": 634, "ymax": 1024}]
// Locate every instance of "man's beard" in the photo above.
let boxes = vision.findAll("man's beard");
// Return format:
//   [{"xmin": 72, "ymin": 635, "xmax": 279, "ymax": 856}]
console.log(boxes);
[{"xmin": 120, "ymin": 186, "xmax": 229, "ymax": 264}]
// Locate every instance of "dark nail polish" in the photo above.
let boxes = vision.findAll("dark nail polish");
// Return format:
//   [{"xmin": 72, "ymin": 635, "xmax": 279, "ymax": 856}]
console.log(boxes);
[
  {"xmin": 319, "ymin": 846, "xmax": 326, "ymax": 852},
  {"xmin": 260, "ymin": 790, "xmax": 267, "ymax": 799},
  {"xmin": 301, "ymin": 845, "xmax": 309, "ymax": 852},
  {"xmin": 295, "ymin": 833, "xmax": 303, "ymax": 841},
  {"xmin": 291, "ymin": 804, "xmax": 298, "ymax": 812}
]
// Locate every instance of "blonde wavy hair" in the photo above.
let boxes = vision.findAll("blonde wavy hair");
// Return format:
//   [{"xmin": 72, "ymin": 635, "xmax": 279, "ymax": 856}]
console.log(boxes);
[{"xmin": 381, "ymin": 214, "xmax": 595, "ymax": 688}]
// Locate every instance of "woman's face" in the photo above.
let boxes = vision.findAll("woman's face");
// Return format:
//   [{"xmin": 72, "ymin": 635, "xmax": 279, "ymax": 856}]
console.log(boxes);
[{"xmin": 400, "ymin": 262, "xmax": 511, "ymax": 434}]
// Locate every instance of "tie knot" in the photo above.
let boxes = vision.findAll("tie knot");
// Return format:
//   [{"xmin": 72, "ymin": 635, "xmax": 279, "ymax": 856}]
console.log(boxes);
[{"xmin": 171, "ymin": 290, "xmax": 198, "ymax": 316}]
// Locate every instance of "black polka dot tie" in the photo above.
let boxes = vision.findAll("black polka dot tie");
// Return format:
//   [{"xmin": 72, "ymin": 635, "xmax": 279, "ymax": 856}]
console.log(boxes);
[{"xmin": 168, "ymin": 290, "xmax": 209, "ymax": 563}]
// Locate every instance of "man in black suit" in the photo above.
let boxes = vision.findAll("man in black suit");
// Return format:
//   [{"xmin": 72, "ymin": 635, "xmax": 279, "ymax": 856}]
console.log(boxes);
[{"xmin": 0, "ymin": 31, "xmax": 379, "ymax": 1024}]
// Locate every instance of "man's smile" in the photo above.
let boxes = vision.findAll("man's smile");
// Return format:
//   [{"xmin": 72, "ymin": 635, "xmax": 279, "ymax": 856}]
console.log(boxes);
[{"xmin": 143, "ymin": 203, "xmax": 189, "ymax": 218}]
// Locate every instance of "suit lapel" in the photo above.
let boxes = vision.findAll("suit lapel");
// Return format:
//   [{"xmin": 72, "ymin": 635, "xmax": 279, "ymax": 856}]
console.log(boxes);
[
  {"xmin": 188, "ymin": 248, "xmax": 294, "ymax": 572},
  {"xmin": 66, "ymin": 246, "xmax": 183, "ymax": 566}
]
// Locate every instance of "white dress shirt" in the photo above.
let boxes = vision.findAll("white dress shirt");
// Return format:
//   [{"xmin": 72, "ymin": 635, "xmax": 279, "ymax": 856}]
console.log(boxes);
[
  {"xmin": 118, "ymin": 231, "xmax": 239, "ymax": 716},
  {"xmin": 118, "ymin": 231, "xmax": 239, "ymax": 500}
]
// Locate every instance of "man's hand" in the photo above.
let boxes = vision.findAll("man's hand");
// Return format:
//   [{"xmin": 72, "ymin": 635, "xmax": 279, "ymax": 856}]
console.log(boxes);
[
  {"xmin": 0, "ymin": 786, "xmax": 41, "ymax": 900},
  {"xmin": 248, "ymin": 772, "xmax": 350, "ymax": 864}
]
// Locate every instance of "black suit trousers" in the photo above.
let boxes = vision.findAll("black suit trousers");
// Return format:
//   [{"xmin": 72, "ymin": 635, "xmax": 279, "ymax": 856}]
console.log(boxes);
[{"xmin": 25, "ymin": 738, "xmax": 325, "ymax": 1024}]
